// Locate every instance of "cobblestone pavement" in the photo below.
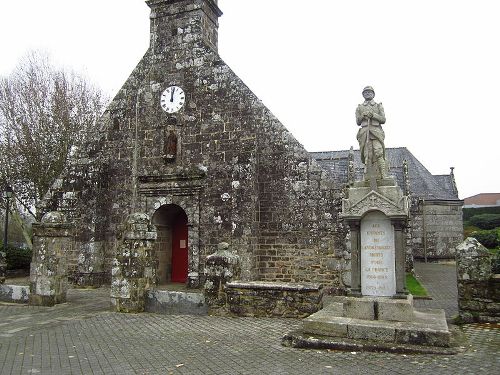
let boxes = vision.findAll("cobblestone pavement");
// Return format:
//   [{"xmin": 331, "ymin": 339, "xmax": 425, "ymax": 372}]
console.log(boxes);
[{"xmin": 0, "ymin": 264, "xmax": 498, "ymax": 375}]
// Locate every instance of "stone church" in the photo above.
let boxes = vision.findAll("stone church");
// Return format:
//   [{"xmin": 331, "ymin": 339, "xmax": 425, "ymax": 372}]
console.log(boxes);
[{"xmin": 32, "ymin": 0, "xmax": 462, "ymax": 306}]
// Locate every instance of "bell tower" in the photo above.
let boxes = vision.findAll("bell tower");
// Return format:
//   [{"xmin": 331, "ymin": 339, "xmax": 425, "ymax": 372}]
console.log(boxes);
[{"xmin": 146, "ymin": 0, "xmax": 223, "ymax": 53}]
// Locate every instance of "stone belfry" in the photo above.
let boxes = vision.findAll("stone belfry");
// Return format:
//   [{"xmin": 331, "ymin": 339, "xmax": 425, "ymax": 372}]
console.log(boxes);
[{"xmin": 147, "ymin": 0, "xmax": 222, "ymax": 53}]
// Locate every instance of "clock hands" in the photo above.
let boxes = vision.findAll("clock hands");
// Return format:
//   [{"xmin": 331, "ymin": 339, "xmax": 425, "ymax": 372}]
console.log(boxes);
[{"xmin": 170, "ymin": 87, "xmax": 175, "ymax": 102}]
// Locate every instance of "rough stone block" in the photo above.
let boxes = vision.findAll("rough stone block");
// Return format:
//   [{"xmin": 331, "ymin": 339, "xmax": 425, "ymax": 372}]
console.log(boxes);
[
  {"xmin": 347, "ymin": 323, "xmax": 395, "ymax": 342},
  {"xmin": 342, "ymin": 297, "xmax": 374, "ymax": 320},
  {"xmin": 377, "ymin": 295, "xmax": 415, "ymax": 322},
  {"xmin": 395, "ymin": 327, "xmax": 451, "ymax": 348}
]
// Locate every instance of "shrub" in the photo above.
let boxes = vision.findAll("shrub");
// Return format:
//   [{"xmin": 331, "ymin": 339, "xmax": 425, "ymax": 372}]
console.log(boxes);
[
  {"xmin": 492, "ymin": 250, "xmax": 500, "ymax": 274},
  {"xmin": 464, "ymin": 225, "xmax": 480, "ymax": 238},
  {"xmin": 470, "ymin": 229, "xmax": 500, "ymax": 249},
  {"xmin": 463, "ymin": 206, "xmax": 500, "ymax": 221},
  {"xmin": 2, "ymin": 245, "xmax": 32, "ymax": 270},
  {"xmin": 468, "ymin": 214, "xmax": 500, "ymax": 230}
]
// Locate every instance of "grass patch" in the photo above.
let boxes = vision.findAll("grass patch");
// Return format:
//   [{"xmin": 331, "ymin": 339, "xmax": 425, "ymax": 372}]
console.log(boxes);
[{"xmin": 406, "ymin": 273, "xmax": 429, "ymax": 297}]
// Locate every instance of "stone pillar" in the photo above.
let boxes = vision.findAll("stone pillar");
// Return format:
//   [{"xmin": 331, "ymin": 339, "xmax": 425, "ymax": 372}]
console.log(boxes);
[
  {"xmin": 111, "ymin": 213, "xmax": 157, "ymax": 313},
  {"xmin": 346, "ymin": 221, "xmax": 361, "ymax": 296},
  {"xmin": 393, "ymin": 219, "xmax": 408, "ymax": 297},
  {"xmin": 30, "ymin": 212, "xmax": 73, "ymax": 306},
  {"xmin": 204, "ymin": 242, "xmax": 240, "ymax": 314},
  {"xmin": 456, "ymin": 237, "xmax": 499, "ymax": 323}
]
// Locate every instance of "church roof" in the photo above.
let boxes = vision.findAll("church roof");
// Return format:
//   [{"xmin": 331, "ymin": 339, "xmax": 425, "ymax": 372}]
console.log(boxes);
[{"xmin": 310, "ymin": 147, "xmax": 460, "ymax": 201}]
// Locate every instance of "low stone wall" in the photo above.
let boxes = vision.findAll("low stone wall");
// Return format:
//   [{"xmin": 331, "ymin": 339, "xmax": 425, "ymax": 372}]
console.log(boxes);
[
  {"xmin": 145, "ymin": 289, "xmax": 207, "ymax": 315},
  {"xmin": 456, "ymin": 237, "xmax": 500, "ymax": 323},
  {"xmin": 224, "ymin": 281, "xmax": 323, "ymax": 318},
  {"xmin": 0, "ymin": 284, "xmax": 30, "ymax": 303}
]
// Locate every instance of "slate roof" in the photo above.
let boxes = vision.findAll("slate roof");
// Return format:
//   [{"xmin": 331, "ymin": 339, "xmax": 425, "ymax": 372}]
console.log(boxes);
[{"xmin": 311, "ymin": 147, "xmax": 460, "ymax": 201}]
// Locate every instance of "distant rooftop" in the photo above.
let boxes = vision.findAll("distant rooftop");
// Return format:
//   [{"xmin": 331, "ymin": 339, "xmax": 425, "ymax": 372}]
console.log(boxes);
[
  {"xmin": 464, "ymin": 193, "xmax": 500, "ymax": 207},
  {"xmin": 311, "ymin": 147, "xmax": 460, "ymax": 201}
]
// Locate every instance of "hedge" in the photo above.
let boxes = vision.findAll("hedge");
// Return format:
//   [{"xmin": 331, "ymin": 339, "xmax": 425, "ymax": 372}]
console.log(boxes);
[
  {"xmin": 463, "ymin": 206, "xmax": 500, "ymax": 221},
  {"xmin": 468, "ymin": 214, "xmax": 500, "ymax": 230},
  {"xmin": 470, "ymin": 229, "xmax": 500, "ymax": 250},
  {"xmin": 1, "ymin": 245, "xmax": 32, "ymax": 270}
]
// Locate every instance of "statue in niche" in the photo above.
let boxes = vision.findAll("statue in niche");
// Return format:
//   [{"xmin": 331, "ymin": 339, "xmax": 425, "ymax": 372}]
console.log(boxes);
[
  {"xmin": 355, "ymin": 86, "xmax": 388, "ymax": 181},
  {"xmin": 164, "ymin": 129, "xmax": 178, "ymax": 162}
]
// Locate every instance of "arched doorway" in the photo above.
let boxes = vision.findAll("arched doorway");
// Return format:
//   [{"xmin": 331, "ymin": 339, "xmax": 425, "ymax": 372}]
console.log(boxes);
[{"xmin": 152, "ymin": 204, "xmax": 189, "ymax": 284}]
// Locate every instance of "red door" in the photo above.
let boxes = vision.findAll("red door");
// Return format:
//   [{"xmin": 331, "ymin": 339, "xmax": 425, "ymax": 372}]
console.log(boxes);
[{"xmin": 171, "ymin": 215, "xmax": 188, "ymax": 283}]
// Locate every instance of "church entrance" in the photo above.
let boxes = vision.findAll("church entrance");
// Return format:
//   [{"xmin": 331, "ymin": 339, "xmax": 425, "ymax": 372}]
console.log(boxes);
[{"xmin": 152, "ymin": 204, "xmax": 189, "ymax": 284}]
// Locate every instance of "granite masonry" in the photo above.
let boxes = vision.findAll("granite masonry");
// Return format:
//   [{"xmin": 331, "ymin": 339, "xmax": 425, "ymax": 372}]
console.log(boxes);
[
  {"xmin": 456, "ymin": 237, "xmax": 500, "ymax": 323},
  {"xmin": 31, "ymin": 0, "xmax": 462, "ymax": 312},
  {"xmin": 36, "ymin": 0, "xmax": 343, "ymax": 304}
]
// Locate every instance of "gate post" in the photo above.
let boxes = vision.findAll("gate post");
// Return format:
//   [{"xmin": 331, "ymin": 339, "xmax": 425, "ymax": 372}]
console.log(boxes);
[
  {"xmin": 30, "ymin": 212, "xmax": 73, "ymax": 306},
  {"xmin": 111, "ymin": 213, "xmax": 157, "ymax": 313}
]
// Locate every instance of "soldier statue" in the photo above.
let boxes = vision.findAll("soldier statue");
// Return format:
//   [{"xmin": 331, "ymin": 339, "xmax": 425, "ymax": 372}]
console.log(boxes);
[{"xmin": 355, "ymin": 86, "xmax": 388, "ymax": 181}]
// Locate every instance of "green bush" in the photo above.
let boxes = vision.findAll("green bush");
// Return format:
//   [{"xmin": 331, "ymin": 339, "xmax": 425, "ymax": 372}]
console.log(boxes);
[
  {"xmin": 468, "ymin": 214, "xmax": 500, "ymax": 230},
  {"xmin": 463, "ymin": 206, "xmax": 500, "ymax": 221},
  {"xmin": 2, "ymin": 245, "xmax": 32, "ymax": 270},
  {"xmin": 492, "ymin": 250, "xmax": 500, "ymax": 274},
  {"xmin": 470, "ymin": 229, "xmax": 500, "ymax": 249}
]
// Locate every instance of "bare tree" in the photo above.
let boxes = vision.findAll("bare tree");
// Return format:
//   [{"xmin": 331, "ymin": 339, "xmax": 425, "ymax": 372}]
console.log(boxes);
[{"xmin": 0, "ymin": 51, "xmax": 107, "ymax": 248}]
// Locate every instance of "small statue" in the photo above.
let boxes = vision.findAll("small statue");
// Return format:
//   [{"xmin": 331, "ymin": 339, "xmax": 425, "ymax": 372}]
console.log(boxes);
[
  {"xmin": 164, "ymin": 129, "xmax": 178, "ymax": 162},
  {"xmin": 355, "ymin": 86, "xmax": 388, "ymax": 181}
]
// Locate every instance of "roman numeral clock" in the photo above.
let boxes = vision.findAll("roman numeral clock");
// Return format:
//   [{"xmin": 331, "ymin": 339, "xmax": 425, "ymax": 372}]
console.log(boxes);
[{"xmin": 160, "ymin": 85, "xmax": 185, "ymax": 113}]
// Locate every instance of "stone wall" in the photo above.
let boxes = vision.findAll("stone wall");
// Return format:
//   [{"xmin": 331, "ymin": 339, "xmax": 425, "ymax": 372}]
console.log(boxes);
[
  {"xmin": 411, "ymin": 200, "xmax": 463, "ymax": 260},
  {"xmin": 0, "ymin": 284, "xmax": 29, "ymax": 303},
  {"xmin": 456, "ymin": 237, "xmax": 499, "ymax": 323},
  {"xmin": 225, "ymin": 281, "xmax": 323, "ymax": 318}
]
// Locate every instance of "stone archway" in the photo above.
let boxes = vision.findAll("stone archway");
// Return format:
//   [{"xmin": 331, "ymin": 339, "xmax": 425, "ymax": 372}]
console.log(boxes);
[{"xmin": 152, "ymin": 204, "xmax": 189, "ymax": 284}]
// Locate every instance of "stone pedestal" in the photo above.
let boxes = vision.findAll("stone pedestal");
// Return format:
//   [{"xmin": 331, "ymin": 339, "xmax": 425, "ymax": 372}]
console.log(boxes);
[
  {"xmin": 283, "ymin": 294, "xmax": 453, "ymax": 352},
  {"xmin": 342, "ymin": 178, "xmax": 409, "ymax": 297},
  {"xmin": 111, "ymin": 213, "xmax": 157, "ymax": 313},
  {"xmin": 30, "ymin": 212, "xmax": 73, "ymax": 306}
]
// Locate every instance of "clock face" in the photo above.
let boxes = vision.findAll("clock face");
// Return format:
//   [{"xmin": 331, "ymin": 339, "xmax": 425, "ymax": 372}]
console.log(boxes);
[{"xmin": 160, "ymin": 86, "xmax": 185, "ymax": 113}]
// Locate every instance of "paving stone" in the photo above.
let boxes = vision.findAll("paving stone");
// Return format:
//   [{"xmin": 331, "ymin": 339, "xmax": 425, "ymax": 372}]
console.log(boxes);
[{"xmin": 0, "ymin": 269, "xmax": 498, "ymax": 374}]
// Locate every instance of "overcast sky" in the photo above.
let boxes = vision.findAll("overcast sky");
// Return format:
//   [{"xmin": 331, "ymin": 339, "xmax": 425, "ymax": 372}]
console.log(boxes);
[{"xmin": 0, "ymin": 0, "xmax": 498, "ymax": 199}]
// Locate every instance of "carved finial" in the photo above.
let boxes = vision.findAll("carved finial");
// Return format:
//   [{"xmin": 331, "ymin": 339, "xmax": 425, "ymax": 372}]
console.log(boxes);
[
  {"xmin": 402, "ymin": 159, "xmax": 411, "ymax": 196},
  {"xmin": 449, "ymin": 167, "xmax": 458, "ymax": 197}
]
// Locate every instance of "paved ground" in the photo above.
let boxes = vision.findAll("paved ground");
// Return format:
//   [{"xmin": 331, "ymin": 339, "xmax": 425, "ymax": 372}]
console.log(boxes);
[
  {"xmin": 413, "ymin": 261, "xmax": 459, "ymax": 319},
  {"xmin": 0, "ymin": 263, "xmax": 498, "ymax": 374}
]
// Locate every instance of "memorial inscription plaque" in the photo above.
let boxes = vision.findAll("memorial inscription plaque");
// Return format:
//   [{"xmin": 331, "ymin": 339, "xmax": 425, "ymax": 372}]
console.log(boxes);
[{"xmin": 360, "ymin": 211, "xmax": 396, "ymax": 296}]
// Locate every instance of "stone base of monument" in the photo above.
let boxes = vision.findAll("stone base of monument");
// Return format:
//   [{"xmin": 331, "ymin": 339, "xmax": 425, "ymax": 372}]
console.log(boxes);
[{"xmin": 282, "ymin": 295, "xmax": 459, "ymax": 354}]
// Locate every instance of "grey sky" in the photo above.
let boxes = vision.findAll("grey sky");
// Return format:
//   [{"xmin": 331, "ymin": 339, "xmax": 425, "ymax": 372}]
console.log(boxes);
[{"xmin": 0, "ymin": 0, "xmax": 498, "ymax": 199}]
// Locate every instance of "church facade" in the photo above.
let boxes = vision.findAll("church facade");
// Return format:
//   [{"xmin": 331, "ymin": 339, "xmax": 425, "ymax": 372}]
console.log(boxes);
[{"xmin": 37, "ymin": 0, "xmax": 462, "ymax": 298}]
